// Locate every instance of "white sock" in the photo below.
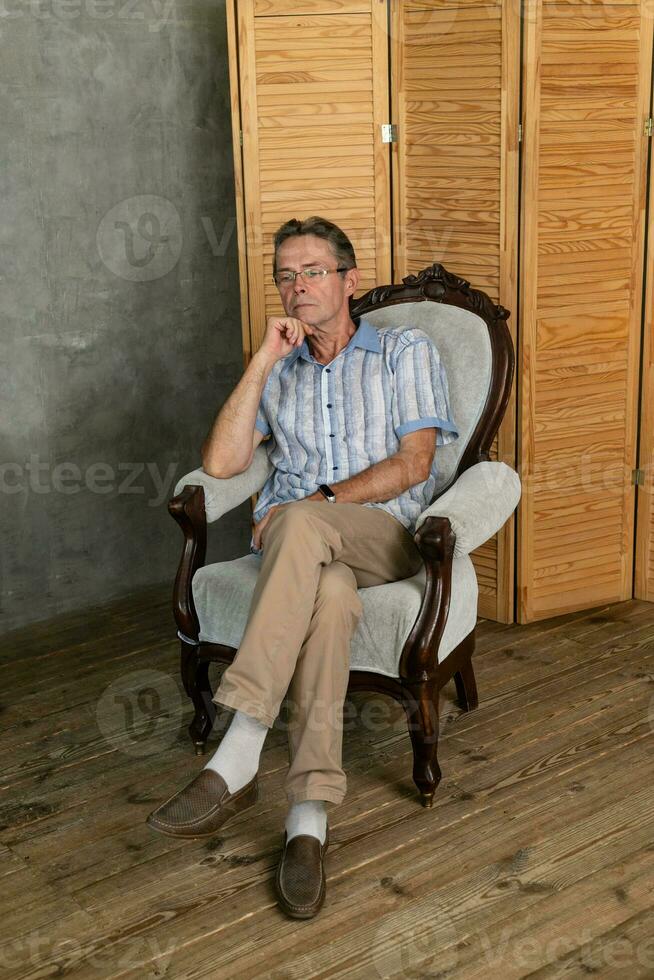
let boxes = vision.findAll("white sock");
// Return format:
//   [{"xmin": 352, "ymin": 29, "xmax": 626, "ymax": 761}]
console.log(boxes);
[
  {"xmin": 285, "ymin": 800, "xmax": 327, "ymax": 845},
  {"xmin": 204, "ymin": 709, "xmax": 268, "ymax": 793}
]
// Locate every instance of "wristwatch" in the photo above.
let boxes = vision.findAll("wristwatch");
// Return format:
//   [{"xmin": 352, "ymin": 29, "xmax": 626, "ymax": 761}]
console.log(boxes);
[{"xmin": 317, "ymin": 483, "xmax": 337, "ymax": 503}]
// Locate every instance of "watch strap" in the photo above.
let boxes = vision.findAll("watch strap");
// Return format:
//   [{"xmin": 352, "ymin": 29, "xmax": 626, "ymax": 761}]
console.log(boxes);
[{"xmin": 318, "ymin": 483, "xmax": 336, "ymax": 502}]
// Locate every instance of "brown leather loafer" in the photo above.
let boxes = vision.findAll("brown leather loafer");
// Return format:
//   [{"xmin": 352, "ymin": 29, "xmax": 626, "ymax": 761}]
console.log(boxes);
[
  {"xmin": 146, "ymin": 769, "xmax": 258, "ymax": 839},
  {"xmin": 275, "ymin": 826, "xmax": 330, "ymax": 919}
]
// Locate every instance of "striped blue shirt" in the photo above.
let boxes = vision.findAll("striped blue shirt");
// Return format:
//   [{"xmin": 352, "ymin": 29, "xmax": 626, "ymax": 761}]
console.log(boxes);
[{"xmin": 250, "ymin": 317, "xmax": 459, "ymax": 556}]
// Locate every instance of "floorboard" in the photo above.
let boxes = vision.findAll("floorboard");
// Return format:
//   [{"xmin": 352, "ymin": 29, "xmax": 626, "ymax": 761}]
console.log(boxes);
[{"xmin": 1, "ymin": 590, "xmax": 653, "ymax": 979}]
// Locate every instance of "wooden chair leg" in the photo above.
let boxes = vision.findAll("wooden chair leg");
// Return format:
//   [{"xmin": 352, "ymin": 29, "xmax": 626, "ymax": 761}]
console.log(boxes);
[
  {"xmin": 180, "ymin": 642, "xmax": 216, "ymax": 754},
  {"xmin": 402, "ymin": 683, "xmax": 442, "ymax": 807},
  {"xmin": 454, "ymin": 656, "xmax": 478, "ymax": 712}
]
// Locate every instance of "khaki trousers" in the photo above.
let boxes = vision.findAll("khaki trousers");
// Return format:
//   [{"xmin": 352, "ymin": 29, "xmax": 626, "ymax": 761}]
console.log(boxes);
[{"xmin": 211, "ymin": 500, "xmax": 424, "ymax": 806}]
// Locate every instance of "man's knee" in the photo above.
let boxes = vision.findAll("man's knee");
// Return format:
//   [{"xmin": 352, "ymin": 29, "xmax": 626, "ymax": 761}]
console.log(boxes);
[
  {"xmin": 268, "ymin": 500, "xmax": 316, "ymax": 532},
  {"xmin": 265, "ymin": 499, "xmax": 332, "ymax": 545}
]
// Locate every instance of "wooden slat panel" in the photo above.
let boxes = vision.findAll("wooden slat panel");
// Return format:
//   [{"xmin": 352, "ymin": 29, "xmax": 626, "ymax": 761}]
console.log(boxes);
[
  {"xmin": 226, "ymin": 0, "xmax": 251, "ymax": 360},
  {"xmin": 518, "ymin": 1, "xmax": 652, "ymax": 622},
  {"xmin": 238, "ymin": 0, "xmax": 391, "ymax": 330},
  {"xmin": 255, "ymin": 0, "xmax": 369, "ymax": 13},
  {"xmin": 635, "ymin": 72, "xmax": 654, "ymax": 601},
  {"xmin": 391, "ymin": 0, "xmax": 520, "ymax": 622}
]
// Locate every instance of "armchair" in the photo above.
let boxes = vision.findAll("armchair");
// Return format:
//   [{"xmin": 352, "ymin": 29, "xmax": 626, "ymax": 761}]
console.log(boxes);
[{"xmin": 169, "ymin": 263, "xmax": 521, "ymax": 807}]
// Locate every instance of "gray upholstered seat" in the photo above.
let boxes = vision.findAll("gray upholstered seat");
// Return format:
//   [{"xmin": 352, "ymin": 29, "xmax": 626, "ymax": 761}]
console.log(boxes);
[
  {"xmin": 190, "ymin": 552, "xmax": 478, "ymax": 677},
  {"xmin": 173, "ymin": 302, "xmax": 521, "ymax": 679}
]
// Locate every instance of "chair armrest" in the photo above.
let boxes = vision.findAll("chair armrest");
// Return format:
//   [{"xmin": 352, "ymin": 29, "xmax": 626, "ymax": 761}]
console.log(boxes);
[
  {"xmin": 414, "ymin": 461, "xmax": 521, "ymax": 557},
  {"xmin": 173, "ymin": 445, "xmax": 274, "ymax": 523}
]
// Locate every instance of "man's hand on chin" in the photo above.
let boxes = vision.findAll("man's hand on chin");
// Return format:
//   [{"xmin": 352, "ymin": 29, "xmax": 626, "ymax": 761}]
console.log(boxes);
[{"xmin": 252, "ymin": 492, "xmax": 323, "ymax": 551}]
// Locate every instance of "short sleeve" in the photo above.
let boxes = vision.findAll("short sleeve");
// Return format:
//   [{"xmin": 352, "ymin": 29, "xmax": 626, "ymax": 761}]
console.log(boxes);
[
  {"xmin": 393, "ymin": 337, "xmax": 459, "ymax": 447},
  {"xmin": 255, "ymin": 398, "xmax": 271, "ymax": 438}
]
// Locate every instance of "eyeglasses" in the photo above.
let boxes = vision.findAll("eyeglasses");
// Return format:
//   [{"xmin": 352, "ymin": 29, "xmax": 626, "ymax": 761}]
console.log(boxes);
[{"xmin": 273, "ymin": 266, "xmax": 349, "ymax": 286}]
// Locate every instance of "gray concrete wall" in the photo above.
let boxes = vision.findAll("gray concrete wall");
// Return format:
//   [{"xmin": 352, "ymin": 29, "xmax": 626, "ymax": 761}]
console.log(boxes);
[{"xmin": 1, "ymin": 0, "xmax": 251, "ymax": 633}]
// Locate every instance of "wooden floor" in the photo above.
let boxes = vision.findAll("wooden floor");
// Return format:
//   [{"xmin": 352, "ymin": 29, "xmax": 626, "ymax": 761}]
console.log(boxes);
[{"xmin": 1, "ymin": 588, "xmax": 653, "ymax": 979}]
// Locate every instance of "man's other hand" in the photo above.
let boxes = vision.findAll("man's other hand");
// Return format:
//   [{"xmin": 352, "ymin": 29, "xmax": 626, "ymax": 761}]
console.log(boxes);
[{"xmin": 252, "ymin": 504, "xmax": 283, "ymax": 551}]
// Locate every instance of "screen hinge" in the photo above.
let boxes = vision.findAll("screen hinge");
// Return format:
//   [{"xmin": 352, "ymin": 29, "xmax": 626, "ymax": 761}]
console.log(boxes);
[
  {"xmin": 632, "ymin": 468, "xmax": 645, "ymax": 486},
  {"xmin": 518, "ymin": 123, "xmax": 523, "ymax": 143},
  {"xmin": 645, "ymin": 118, "xmax": 652, "ymax": 138},
  {"xmin": 381, "ymin": 123, "xmax": 398, "ymax": 144},
  {"xmin": 239, "ymin": 129, "xmax": 243, "ymax": 146}
]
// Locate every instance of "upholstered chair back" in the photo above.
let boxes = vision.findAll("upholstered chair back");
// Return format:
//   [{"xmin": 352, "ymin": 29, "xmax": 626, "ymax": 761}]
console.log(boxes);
[
  {"xmin": 350, "ymin": 266, "xmax": 513, "ymax": 502},
  {"xmin": 363, "ymin": 302, "xmax": 493, "ymax": 497}
]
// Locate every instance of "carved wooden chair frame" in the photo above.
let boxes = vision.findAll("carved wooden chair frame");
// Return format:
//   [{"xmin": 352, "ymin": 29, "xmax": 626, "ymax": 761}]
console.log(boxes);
[{"xmin": 169, "ymin": 263, "xmax": 514, "ymax": 807}]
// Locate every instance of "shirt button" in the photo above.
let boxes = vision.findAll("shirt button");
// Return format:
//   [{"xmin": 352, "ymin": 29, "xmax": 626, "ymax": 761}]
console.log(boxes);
[
  {"xmin": 333, "ymin": 466, "xmax": 338, "ymax": 470},
  {"xmin": 326, "ymin": 403, "xmax": 332, "ymax": 408},
  {"xmin": 326, "ymin": 368, "xmax": 331, "ymax": 372},
  {"xmin": 330, "ymin": 433, "xmax": 335, "ymax": 437}
]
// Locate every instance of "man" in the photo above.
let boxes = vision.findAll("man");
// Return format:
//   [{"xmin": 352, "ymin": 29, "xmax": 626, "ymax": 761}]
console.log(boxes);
[{"xmin": 146, "ymin": 216, "xmax": 459, "ymax": 918}]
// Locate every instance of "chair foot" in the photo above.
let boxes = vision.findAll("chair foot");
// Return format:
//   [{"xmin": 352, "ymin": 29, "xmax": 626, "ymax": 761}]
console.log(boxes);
[
  {"xmin": 181, "ymin": 643, "xmax": 216, "ymax": 752},
  {"xmin": 401, "ymin": 682, "xmax": 442, "ymax": 806},
  {"xmin": 188, "ymin": 702, "xmax": 214, "ymax": 752},
  {"xmin": 454, "ymin": 656, "xmax": 479, "ymax": 712}
]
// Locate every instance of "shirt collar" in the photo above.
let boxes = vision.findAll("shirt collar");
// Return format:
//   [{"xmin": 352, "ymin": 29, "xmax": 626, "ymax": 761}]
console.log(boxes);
[{"xmin": 283, "ymin": 316, "xmax": 381, "ymax": 366}]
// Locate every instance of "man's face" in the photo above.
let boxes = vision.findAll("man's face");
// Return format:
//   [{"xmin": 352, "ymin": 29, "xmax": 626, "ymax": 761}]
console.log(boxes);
[{"xmin": 274, "ymin": 233, "xmax": 359, "ymax": 328}]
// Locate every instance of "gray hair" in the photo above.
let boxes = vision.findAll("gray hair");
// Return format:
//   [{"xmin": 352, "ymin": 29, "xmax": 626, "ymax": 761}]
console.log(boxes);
[{"xmin": 272, "ymin": 216, "xmax": 357, "ymax": 275}]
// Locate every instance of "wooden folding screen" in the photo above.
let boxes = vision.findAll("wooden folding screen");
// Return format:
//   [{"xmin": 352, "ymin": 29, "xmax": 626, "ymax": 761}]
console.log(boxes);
[
  {"xmin": 228, "ymin": 0, "xmax": 392, "ymax": 356},
  {"xmin": 518, "ymin": 0, "xmax": 653, "ymax": 621},
  {"xmin": 227, "ymin": 0, "xmax": 654, "ymax": 624},
  {"xmin": 389, "ymin": 0, "xmax": 520, "ymax": 622}
]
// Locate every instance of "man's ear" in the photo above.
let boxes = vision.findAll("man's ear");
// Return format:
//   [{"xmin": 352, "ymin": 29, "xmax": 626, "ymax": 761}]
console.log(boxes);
[{"xmin": 344, "ymin": 266, "xmax": 360, "ymax": 297}]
